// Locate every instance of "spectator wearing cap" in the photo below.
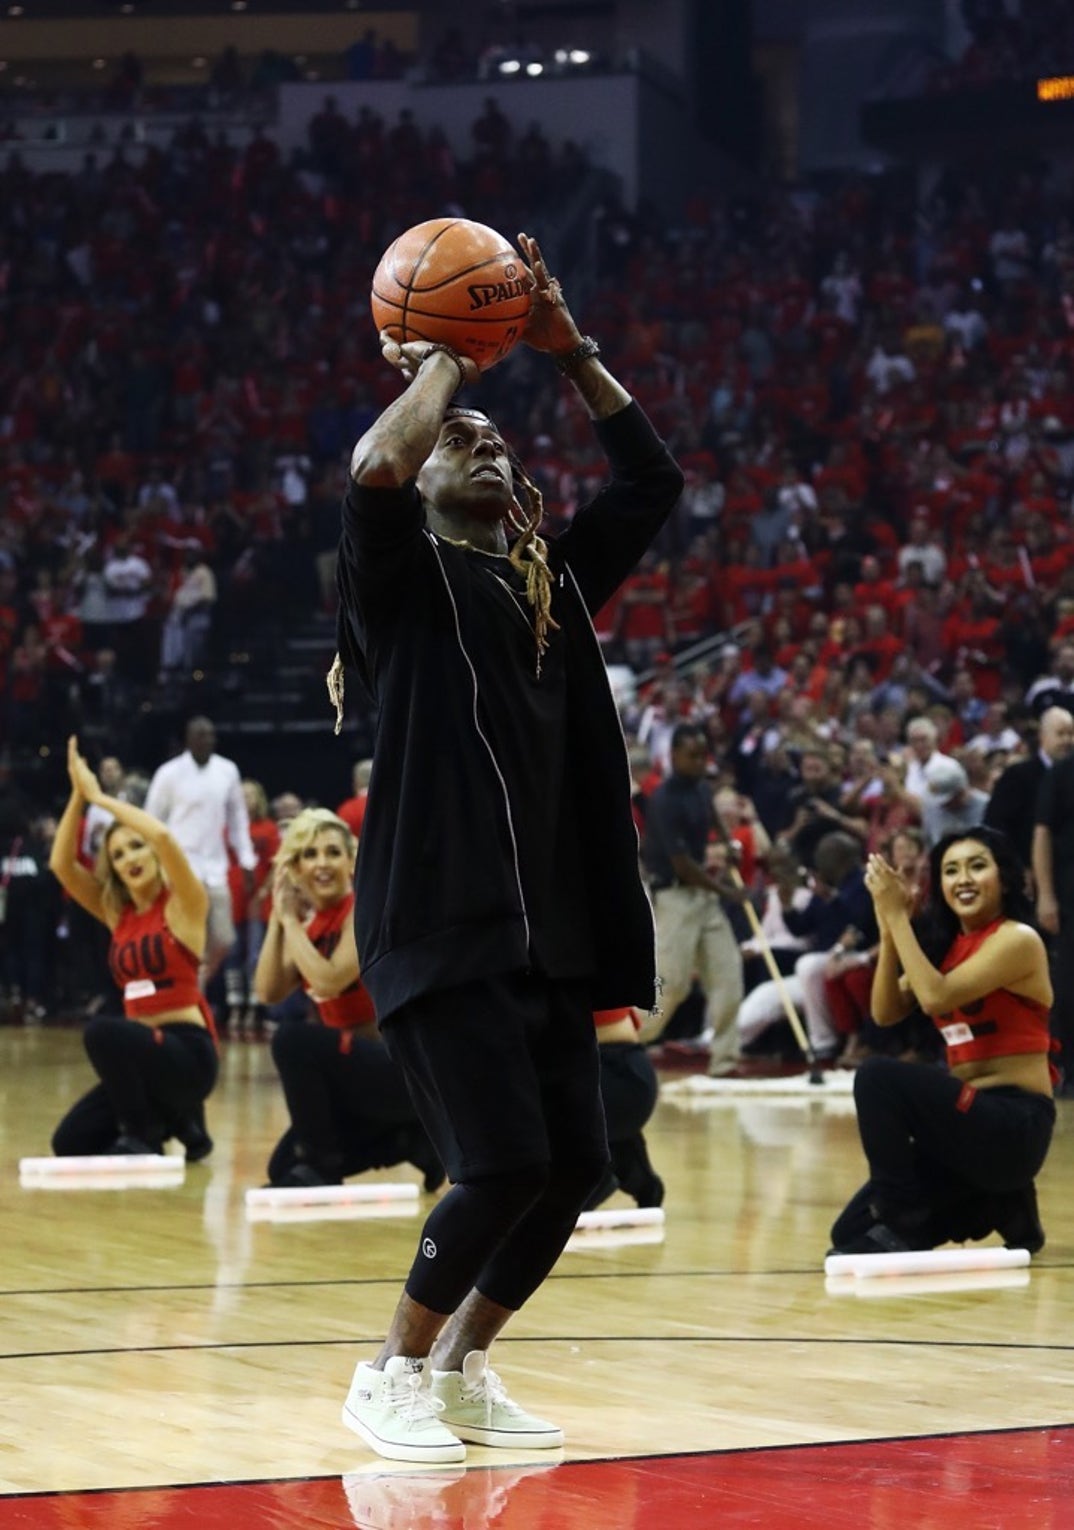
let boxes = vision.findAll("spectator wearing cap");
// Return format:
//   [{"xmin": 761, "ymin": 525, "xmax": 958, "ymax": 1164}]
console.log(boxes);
[{"xmin": 921, "ymin": 757, "xmax": 989, "ymax": 849}]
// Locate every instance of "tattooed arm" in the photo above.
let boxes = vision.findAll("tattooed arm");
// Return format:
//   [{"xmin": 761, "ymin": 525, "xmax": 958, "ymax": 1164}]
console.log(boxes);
[
  {"xmin": 350, "ymin": 343, "xmax": 481, "ymax": 488},
  {"xmin": 518, "ymin": 231, "xmax": 631, "ymax": 421}
]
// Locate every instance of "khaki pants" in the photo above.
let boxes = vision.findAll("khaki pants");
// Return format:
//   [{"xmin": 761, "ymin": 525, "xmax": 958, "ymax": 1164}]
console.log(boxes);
[
  {"xmin": 202, "ymin": 883, "xmax": 237, "ymax": 986},
  {"xmin": 641, "ymin": 885, "xmax": 744, "ymax": 1068}
]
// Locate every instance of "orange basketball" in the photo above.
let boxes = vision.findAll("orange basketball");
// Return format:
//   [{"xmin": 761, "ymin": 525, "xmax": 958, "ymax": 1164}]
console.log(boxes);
[{"xmin": 371, "ymin": 218, "xmax": 532, "ymax": 372}]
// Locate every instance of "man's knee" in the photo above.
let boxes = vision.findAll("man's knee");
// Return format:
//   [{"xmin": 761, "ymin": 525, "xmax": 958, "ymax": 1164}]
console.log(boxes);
[
  {"xmin": 546, "ymin": 1149, "xmax": 609, "ymax": 1214},
  {"xmin": 460, "ymin": 1163, "xmax": 551, "ymax": 1230}
]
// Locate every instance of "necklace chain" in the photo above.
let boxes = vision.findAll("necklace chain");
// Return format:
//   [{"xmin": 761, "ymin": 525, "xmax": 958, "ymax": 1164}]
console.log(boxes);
[{"xmin": 435, "ymin": 532, "xmax": 511, "ymax": 558}]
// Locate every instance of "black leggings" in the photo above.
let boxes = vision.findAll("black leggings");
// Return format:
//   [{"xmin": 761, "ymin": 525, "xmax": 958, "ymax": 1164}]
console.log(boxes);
[
  {"xmin": 832, "ymin": 1056, "xmax": 1055, "ymax": 1244},
  {"xmin": 383, "ymin": 972, "xmax": 608, "ymax": 1314},
  {"xmin": 600, "ymin": 1041, "xmax": 659, "ymax": 1198},
  {"xmin": 267, "ymin": 1022, "xmax": 434, "ymax": 1183},
  {"xmin": 53, "ymin": 1017, "xmax": 218, "ymax": 1154}
]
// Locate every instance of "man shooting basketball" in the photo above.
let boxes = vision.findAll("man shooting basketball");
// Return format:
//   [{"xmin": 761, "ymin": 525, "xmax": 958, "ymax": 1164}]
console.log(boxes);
[{"xmin": 333, "ymin": 230, "xmax": 684, "ymax": 1463}]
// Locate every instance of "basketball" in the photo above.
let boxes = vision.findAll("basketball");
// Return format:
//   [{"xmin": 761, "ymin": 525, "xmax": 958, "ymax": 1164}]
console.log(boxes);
[{"xmin": 371, "ymin": 218, "xmax": 532, "ymax": 372}]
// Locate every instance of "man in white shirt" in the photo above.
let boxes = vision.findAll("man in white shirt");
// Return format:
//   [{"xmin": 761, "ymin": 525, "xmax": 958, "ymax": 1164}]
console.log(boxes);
[
  {"xmin": 144, "ymin": 715, "xmax": 256, "ymax": 983},
  {"xmin": 103, "ymin": 538, "xmax": 152, "ymax": 625},
  {"xmin": 903, "ymin": 715, "xmax": 958, "ymax": 807},
  {"xmin": 944, "ymin": 298, "xmax": 988, "ymax": 351},
  {"xmin": 897, "ymin": 513, "xmax": 947, "ymax": 586},
  {"xmin": 865, "ymin": 342, "xmax": 915, "ymax": 396}
]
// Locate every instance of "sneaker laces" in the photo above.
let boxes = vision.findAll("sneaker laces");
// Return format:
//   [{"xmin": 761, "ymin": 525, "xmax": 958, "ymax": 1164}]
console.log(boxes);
[
  {"xmin": 386, "ymin": 1368, "xmax": 449, "ymax": 1425},
  {"xmin": 463, "ymin": 1363, "xmax": 522, "ymax": 1416}
]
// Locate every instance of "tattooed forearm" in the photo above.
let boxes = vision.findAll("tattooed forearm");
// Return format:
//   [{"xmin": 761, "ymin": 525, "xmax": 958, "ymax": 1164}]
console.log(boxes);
[
  {"xmin": 350, "ymin": 352, "xmax": 459, "ymax": 486},
  {"xmin": 568, "ymin": 358, "xmax": 633, "ymax": 420}
]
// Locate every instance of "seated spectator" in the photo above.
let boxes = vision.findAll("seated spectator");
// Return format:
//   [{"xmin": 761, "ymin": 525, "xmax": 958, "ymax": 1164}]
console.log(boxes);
[
  {"xmin": 159, "ymin": 547, "xmax": 217, "ymax": 680},
  {"xmin": 823, "ymin": 826, "xmax": 929, "ymax": 1069},
  {"xmin": 780, "ymin": 746, "xmax": 864, "ymax": 868},
  {"xmin": 1025, "ymin": 641, "xmax": 1074, "ymax": 716},
  {"xmin": 965, "ymin": 701, "xmax": 1023, "ymax": 757},
  {"xmin": 859, "ymin": 752, "xmax": 922, "ymax": 853},
  {"xmin": 903, "ymin": 715, "xmax": 958, "ymax": 807},
  {"xmin": 714, "ymin": 786, "xmax": 770, "ymax": 891},
  {"xmin": 737, "ymin": 843, "xmax": 811, "ymax": 1004},
  {"xmin": 736, "ymin": 831, "xmax": 877, "ymax": 1062},
  {"xmin": 921, "ymin": 757, "xmax": 990, "ymax": 848},
  {"xmin": 337, "ymin": 759, "xmax": 373, "ymax": 839}
]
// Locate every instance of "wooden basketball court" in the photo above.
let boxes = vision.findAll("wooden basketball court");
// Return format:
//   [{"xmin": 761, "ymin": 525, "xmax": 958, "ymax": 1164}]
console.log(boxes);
[{"xmin": 2, "ymin": 1025, "xmax": 1072, "ymax": 1527}]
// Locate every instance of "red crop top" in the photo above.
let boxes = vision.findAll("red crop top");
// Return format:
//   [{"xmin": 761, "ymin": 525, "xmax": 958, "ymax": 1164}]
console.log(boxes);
[
  {"xmin": 935, "ymin": 917, "xmax": 1050, "ymax": 1067},
  {"xmin": 110, "ymin": 887, "xmax": 213, "ymax": 1032},
  {"xmin": 594, "ymin": 1006, "xmax": 640, "ymax": 1033},
  {"xmin": 303, "ymin": 894, "xmax": 376, "ymax": 1030}
]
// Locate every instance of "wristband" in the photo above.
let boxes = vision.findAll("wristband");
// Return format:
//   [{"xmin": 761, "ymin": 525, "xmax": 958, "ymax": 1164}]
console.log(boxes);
[
  {"xmin": 554, "ymin": 335, "xmax": 601, "ymax": 376},
  {"xmin": 419, "ymin": 342, "xmax": 467, "ymax": 396}
]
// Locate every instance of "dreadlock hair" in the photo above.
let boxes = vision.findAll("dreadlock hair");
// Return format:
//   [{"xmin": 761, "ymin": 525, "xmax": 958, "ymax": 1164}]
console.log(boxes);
[
  {"xmin": 327, "ymin": 406, "xmax": 560, "ymax": 730},
  {"xmin": 502, "ymin": 439, "xmax": 560, "ymax": 671}
]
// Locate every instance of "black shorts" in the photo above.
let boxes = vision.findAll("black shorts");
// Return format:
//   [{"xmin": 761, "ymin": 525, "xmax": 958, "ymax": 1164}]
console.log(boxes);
[{"xmin": 380, "ymin": 970, "xmax": 606, "ymax": 1181}]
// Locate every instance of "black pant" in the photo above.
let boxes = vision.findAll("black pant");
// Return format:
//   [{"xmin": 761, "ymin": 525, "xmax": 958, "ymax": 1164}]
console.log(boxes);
[
  {"xmin": 599, "ymin": 1040, "xmax": 659, "ymax": 1196},
  {"xmin": 833, "ymin": 1056, "xmax": 1055, "ymax": 1243},
  {"xmin": 382, "ymin": 970, "xmax": 608, "ymax": 1313},
  {"xmin": 53, "ymin": 1018, "xmax": 218, "ymax": 1153},
  {"xmin": 1050, "ymin": 910, "xmax": 1074, "ymax": 1083},
  {"xmin": 267, "ymin": 1021, "xmax": 427, "ymax": 1181}
]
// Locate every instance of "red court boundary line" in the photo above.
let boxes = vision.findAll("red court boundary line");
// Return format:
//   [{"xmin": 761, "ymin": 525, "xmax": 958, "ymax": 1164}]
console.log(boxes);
[{"xmin": 3, "ymin": 1421, "xmax": 1074, "ymax": 1530}]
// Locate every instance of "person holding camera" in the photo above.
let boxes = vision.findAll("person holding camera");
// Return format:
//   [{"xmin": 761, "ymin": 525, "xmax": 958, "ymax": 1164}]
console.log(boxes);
[{"xmin": 781, "ymin": 747, "xmax": 863, "ymax": 869}]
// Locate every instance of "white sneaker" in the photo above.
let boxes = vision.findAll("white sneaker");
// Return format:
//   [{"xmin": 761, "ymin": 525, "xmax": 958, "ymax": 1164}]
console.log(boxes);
[
  {"xmin": 342, "ymin": 1356, "xmax": 466, "ymax": 1464},
  {"xmin": 429, "ymin": 1351, "xmax": 564, "ymax": 1449}
]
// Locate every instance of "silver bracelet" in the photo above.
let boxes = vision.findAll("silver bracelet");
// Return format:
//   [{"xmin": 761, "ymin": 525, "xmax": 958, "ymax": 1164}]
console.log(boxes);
[{"xmin": 554, "ymin": 335, "xmax": 601, "ymax": 376}]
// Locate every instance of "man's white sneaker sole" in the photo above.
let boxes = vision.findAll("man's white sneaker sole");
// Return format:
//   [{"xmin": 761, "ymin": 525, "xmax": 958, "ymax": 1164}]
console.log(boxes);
[
  {"xmin": 440, "ymin": 1417, "xmax": 564, "ymax": 1449},
  {"xmin": 431, "ymin": 1352, "xmax": 564, "ymax": 1449},
  {"xmin": 341, "ymin": 1399, "xmax": 466, "ymax": 1464}
]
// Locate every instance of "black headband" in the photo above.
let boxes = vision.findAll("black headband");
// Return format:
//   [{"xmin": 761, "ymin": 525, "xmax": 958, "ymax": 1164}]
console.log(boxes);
[{"xmin": 443, "ymin": 405, "xmax": 499, "ymax": 430}]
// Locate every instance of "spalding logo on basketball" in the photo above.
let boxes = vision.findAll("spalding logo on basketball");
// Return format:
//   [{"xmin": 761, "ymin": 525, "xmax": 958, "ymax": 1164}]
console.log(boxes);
[{"xmin": 371, "ymin": 217, "xmax": 533, "ymax": 371}]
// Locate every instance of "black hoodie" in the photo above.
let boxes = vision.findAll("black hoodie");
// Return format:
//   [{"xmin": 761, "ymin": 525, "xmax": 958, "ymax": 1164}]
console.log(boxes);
[{"xmin": 335, "ymin": 400, "xmax": 683, "ymax": 1021}]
